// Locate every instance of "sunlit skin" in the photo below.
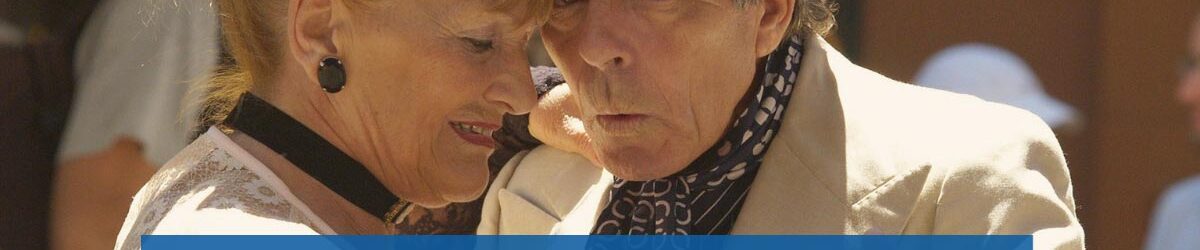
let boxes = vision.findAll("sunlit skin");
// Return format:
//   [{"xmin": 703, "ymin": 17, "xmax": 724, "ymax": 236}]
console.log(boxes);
[
  {"xmin": 1177, "ymin": 17, "xmax": 1200, "ymax": 136},
  {"xmin": 537, "ymin": 0, "xmax": 793, "ymax": 180},
  {"xmin": 263, "ymin": 0, "xmax": 539, "ymax": 210}
]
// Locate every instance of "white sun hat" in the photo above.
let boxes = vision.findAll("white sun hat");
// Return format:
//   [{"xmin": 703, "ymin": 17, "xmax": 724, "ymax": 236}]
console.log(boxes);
[{"xmin": 914, "ymin": 43, "xmax": 1081, "ymax": 130}]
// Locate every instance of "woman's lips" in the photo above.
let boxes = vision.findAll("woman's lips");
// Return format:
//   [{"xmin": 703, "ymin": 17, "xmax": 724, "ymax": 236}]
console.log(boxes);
[
  {"xmin": 449, "ymin": 121, "xmax": 499, "ymax": 148},
  {"xmin": 595, "ymin": 114, "xmax": 649, "ymax": 136}
]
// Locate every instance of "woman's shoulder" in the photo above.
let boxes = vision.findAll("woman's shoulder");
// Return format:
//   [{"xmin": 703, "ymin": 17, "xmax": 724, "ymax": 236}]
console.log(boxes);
[{"xmin": 114, "ymin": 129, "xmax": 327, "ymax": 249}]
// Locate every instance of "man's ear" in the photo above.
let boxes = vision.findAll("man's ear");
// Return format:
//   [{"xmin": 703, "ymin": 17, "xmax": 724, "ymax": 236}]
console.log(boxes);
[
  {"xmin": 288, "ymin": 0, "xmax": 339, "ymax": 84},
  {"xmin": 754, "ymin": 0, "xmax": 795, "ymax": 58}
]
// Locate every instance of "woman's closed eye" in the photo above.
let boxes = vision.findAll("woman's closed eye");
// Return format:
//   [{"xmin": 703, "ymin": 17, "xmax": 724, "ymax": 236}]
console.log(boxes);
[
  {"xmin": 460, "ymin": 37, "xmax": 495, "ymax": 54},
  {"xmin": 554, "ymin": 0, "xmax": 581, "ymax": 7}
]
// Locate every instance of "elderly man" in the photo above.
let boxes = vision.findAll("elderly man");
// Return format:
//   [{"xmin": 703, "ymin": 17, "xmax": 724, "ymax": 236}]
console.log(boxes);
[{"xmin": 481, "ymin": 0, "xmax": 1084, "ymax": 249}]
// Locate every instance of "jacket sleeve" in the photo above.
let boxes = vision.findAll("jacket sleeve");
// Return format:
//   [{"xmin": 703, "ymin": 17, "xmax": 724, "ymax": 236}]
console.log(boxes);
[{"xmin": 932, "ymin": 110, "xmax": 1084, "ymax": 250}]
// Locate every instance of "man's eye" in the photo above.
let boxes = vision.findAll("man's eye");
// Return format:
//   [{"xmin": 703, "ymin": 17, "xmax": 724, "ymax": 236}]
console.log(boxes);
[
  {"xmin": 554, "ymin": 0, "xmax": 580, "ymax": 7},
  {"xmin": 461, "ymin": 37, "xmax": 494, "ymax": 53}
]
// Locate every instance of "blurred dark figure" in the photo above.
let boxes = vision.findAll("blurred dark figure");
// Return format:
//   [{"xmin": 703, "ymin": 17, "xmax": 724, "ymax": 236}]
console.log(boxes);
[
  {"xmin": 0, "ymin": 0, "xmax": 101, "ymax": 249},
  {"xmin": 1146, "ymin": 12, "xmax": 1200, "ymax": 250}
]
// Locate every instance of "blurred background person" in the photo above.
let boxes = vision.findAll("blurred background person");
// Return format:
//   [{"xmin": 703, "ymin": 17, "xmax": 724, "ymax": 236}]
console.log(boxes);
[
  {"xmin": 48, "ymin": 0, "xmax": 219, "ymax": 250},
  {"xmin": 914, "ymin": 44, "xmax": 1084, "ymax": 135},
  {"xmin": 1145, "ymin": 12, "xmax": 1200, "ymax": 250}
]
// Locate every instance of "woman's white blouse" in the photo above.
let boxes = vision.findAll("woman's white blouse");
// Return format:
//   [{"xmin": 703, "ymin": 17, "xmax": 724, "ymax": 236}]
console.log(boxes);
[{"xmin": 114, "ymin": 127, "xmax": 335, "ymax": 250}]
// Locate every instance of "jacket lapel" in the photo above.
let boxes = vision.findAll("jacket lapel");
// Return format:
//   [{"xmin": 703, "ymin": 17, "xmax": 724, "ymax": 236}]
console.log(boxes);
[
  {"xmin": 491, "ymin": 146, "xmax": 614, "ymax": 235},
  {"xmin": 552, "ymin": 171, "xmax": 613, "ymax": 235},
  {"xmin": 731, "ymin": 35, "xmax": 902, "ymax": 234},
  {"xmin": 496, "ymin": 189, "xmax": 562, "ymax": 234}
]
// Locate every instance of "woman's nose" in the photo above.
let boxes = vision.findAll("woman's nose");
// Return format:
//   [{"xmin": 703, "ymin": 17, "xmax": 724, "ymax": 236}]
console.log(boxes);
[{"xmin": 484, "ymin": 62, "xmax": 538, "ymax": 115}]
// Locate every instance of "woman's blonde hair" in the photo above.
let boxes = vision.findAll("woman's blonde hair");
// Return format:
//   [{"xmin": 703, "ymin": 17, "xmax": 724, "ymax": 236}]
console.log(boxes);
[
  {"xmin": 202, "ymin": 0, "xmax": 285, "ymax": 125},
  {"xmin": 201, "ymin": 0, "xmax": 551, "ymax": 125}
]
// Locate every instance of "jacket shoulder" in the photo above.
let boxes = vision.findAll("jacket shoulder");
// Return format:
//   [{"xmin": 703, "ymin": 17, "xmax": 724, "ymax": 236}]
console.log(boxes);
[
  {"xmin": 506, "ymin": 146, "xmax": 603, "ymax": 215},
  {"xmin": 834, "ymin": 63, "xmax": 1072, "ymax": 199},
  {"xmin": 834, "ymin": 60, "xmax": 1062, "ymax": 163},
  {"xmin": 827, "ymin": 61, "xmax": 1080, "ymax": 248},
  {"xmin": 478, "ymin": 146, "xmax": 604, "ymax": 234}
]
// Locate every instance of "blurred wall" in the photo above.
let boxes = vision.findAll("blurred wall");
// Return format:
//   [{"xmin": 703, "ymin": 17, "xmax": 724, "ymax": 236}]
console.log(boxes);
[
  {"xmin": 0, "ymin": 0, "xmax": 101, "ymax": 249},
  {"xmin": 854, "ymin": 1, "xmax": 1200, "ymax": 249}
]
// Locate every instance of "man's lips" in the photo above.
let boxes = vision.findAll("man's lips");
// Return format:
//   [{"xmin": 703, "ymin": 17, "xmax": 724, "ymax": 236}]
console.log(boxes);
[{"xmin": 449, "ymin": 121, "xmax": 499, "ymax": 148}]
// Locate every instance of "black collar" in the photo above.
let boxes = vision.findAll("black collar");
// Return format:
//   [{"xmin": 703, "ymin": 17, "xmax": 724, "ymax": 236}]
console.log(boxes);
[{"xmin": 224, "ymin": 94, "xmax": 412, "ymax": 224}]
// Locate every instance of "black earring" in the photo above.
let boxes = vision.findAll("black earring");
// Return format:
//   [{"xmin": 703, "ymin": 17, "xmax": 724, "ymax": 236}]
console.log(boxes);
[{"xmin": 318, "ymin": 57, "xmax": 346, "ymax": 93}]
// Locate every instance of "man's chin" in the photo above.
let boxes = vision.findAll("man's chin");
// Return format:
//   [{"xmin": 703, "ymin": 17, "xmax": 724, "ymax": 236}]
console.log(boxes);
[{"xmin": 596, "ymin": 150, "xmax": 689, "ymax": 181}]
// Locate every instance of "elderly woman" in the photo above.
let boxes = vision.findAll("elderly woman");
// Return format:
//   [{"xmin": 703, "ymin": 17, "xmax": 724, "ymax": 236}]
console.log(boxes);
[{"xmin": 114, "ymin": 0, "xmax": 548, "ymax": 248}]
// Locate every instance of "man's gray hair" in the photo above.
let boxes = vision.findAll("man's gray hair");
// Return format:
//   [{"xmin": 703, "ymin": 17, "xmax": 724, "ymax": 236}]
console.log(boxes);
[{"xmin": 735, "ymin": 0, "xmax": 837, "ymax": 36}]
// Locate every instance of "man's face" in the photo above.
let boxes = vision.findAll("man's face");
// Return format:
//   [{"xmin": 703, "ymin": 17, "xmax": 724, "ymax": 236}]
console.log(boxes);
[
  {"xmin": 1179, "ymin": 17, "xmax": 1200, "ymax": 135},
  {"xmin": 541, "ymin": 0, "xmax": 767, "ymax": 180}
]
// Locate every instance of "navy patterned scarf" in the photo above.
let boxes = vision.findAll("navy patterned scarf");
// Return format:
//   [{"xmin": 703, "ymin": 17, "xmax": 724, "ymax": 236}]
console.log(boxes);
[{"xmin": 591, "ymin": 34, "xmax": 805, "ymax": 235}]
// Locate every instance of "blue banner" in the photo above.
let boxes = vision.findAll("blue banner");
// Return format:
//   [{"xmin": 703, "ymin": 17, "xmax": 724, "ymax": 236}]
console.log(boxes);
[{"xmin": 142, "ymin": 235, "xmax": 1033, "ymax": 250}]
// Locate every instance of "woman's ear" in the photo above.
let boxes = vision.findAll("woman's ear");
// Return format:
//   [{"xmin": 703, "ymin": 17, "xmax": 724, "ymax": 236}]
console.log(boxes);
[
  {"xmin": 754, "ymin": 0, "xmax": 796, "ymax": 58},
  {"xmin": 288, "ymin": 0, "xmax": 339, "ymax": 84}
]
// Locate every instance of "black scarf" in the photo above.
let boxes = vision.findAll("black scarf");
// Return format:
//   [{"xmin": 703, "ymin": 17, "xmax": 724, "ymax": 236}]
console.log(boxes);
[
  {"xmin": 224, "ymin": 94, "xmax": 414, "ymax": 224},
  {"xmin": 591, "ymin": 34, "xmax": 804, "ymax": 235}
]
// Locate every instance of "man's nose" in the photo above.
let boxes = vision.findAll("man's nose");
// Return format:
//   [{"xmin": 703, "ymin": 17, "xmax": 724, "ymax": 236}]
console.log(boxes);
[{"xmin": 576, "ymin": 1, "xmax": 632, "ymax": 71}]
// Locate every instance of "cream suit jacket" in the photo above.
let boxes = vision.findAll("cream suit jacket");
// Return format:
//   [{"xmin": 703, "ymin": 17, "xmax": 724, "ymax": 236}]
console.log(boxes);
[{"xmin": 478, "ymin": 34, "xmax": 1084, "ymax": 250}]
